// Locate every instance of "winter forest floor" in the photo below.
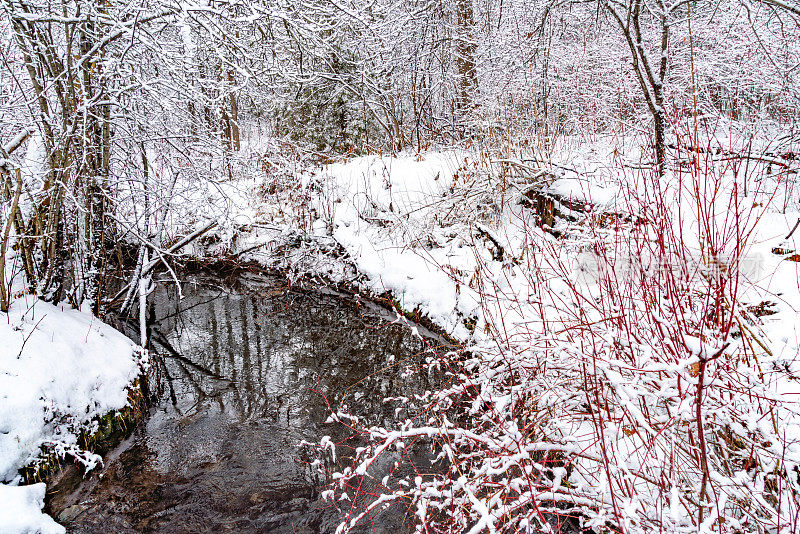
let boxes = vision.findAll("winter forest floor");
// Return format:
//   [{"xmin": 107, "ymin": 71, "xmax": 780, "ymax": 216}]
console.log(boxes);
[{"xmin": 2, "ymin": 132, "xmax": 800, "ymax": 533}]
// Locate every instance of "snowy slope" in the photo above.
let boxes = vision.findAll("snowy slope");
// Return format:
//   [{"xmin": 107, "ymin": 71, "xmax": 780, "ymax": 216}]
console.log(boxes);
[{"xmin": 0, "ymin": 295, "xmax": 140, "ymax": 533}]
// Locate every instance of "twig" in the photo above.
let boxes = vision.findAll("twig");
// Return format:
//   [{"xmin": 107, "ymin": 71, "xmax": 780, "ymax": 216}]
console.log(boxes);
[{"xmin": 785, "ymin": 218, "xmax": 800, "ymax": 241}]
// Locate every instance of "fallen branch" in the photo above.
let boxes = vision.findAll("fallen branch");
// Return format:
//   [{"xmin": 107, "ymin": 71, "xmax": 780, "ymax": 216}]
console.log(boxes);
[
  {"xmin": 107, "ymin": 221, "xmax": 218, "ymax": 307},
  {"xmin": 474, "ymin": 222, "xmax": 505, "ymax": 262},
  {"xmin": 140, "ymin": 221, "xmax": 218, "ymax": 276},
  {"xmin": 0, "ymin": 126, "xmax": 35, "ymax": 161}
]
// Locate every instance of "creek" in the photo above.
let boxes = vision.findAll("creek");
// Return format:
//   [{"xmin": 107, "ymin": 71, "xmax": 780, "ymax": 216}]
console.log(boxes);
[{"xmin": 47, "ymin": 273, "xmax": 442, "ymax": 533}]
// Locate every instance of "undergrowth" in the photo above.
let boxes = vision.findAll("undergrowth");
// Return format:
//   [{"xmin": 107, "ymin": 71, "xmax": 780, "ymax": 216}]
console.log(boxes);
[{"xmin": 304, "ymin": 121, "xmax": 800, "ymax": 533}]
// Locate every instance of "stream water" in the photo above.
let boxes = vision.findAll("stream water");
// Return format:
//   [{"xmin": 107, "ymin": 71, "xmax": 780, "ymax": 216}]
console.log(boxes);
[{"xmin": 47, "ymin": 273, "xmax": 442, "ymax": 533}]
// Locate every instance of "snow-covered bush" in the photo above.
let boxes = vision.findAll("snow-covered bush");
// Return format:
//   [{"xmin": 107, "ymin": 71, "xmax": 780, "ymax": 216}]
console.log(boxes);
[{"xmin": 310, "ymin": 124, "xmax": 800, "ymax": 533}]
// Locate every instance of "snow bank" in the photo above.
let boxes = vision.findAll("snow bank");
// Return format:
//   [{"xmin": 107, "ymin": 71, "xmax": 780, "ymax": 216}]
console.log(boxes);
[
  {"xmin": 0, "ymin": 295, "xmax": 139, "ymax": 532},
  {"xmin": 0, "ymin": 484, "xmax": 64, "ymax": 534},
  {"xmin": 322, "ymin": 152, "xmax": 484, "ymax": 338}
]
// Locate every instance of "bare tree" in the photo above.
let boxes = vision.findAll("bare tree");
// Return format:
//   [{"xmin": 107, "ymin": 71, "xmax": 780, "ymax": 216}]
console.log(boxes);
[{"xmin": 604, "ymin": 0, "xmax": 670, "ymax": 175}]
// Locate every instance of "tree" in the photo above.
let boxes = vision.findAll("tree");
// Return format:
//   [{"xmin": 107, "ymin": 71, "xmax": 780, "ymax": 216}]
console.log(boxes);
[
  {"xmin": 454, "ymin": 0, "xmax": 478, "ymax": 136},
  {"xmin": 604, "ymin": 0, "xmax": 670, "ymax": 175}
]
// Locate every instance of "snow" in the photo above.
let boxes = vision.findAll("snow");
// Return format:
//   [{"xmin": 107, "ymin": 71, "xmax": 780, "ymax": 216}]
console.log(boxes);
[
  {"xmin": 0, "ymin": 484, "xmax": 64, "ymax": 534},
  {"xmin": 316, "ymin": 153, "xmax": 489, "ymax": 337},
  {"xmin": 1, "ymin": 0, "xmax": 798, "ymax": 529},
  {"xmin": 0, "ymin": 294, "xmax": 139, "ymax": 532}
]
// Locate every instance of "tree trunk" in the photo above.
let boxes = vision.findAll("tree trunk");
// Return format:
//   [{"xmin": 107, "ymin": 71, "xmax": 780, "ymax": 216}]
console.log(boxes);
[
  {"xmin": 454, "ymin": 0, "xmax": 477, "ymax": 137},
  {"xmin": 228, "ymin": 69, "xmax": 240, "ymax": 151},
  {"xmin": 606, "ymin": 0, "xmax": 669, "ymax": 177}
]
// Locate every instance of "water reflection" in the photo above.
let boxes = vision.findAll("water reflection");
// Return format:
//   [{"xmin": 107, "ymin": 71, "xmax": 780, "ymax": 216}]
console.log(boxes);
[{"xmin": 49, "ymin": 274, "xmax": 441, "ymax": 533}]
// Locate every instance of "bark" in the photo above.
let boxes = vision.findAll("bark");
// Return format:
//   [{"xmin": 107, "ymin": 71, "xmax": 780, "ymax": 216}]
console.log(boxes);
[
  {"xmin": 229, "ymin": 68, "xmax": 240, "ymax": 151},
  {"xmin": 454, "ymin": 0, "xmax": 477, "ymax": 136},
  {"xmin": 0, "ymin": 170, "xmax": 22, "ymax": 312}
]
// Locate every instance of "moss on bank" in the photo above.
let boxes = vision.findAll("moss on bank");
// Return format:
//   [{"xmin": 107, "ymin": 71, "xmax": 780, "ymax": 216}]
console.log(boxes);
[{"xmin": 19, "ymin": 379, "xmax": 148, "ymax": 486}]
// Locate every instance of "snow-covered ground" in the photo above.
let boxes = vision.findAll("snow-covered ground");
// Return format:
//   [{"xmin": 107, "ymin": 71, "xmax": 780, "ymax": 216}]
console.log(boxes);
[
  {"xmin": 0, "ymin": 291, "xmax": 140, "ymax": 532},
  {"xmin": 0, "ymin": 484, "xmax": 63, "ymax": 534}
]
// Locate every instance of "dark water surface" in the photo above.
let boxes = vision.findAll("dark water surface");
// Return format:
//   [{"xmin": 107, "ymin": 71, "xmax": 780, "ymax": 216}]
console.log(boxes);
[{"xmin": 48, "ymin": 274, "xmax": 441, "ymax": 533}]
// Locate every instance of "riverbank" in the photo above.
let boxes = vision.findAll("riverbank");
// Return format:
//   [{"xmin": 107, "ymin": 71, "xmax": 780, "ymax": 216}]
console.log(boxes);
[{"xmin": 0, "ymin": 294, "xmax": 141, "ymax": 533}]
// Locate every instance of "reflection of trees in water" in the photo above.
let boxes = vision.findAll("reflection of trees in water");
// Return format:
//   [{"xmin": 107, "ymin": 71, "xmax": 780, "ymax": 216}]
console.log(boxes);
[
  {"xmin": 53, "ymin": 276, "xmax": 438, "ymax": 533},
  {"xmin": 148, "ymin": 276, "xmax": 432, "ymax": 430}
]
